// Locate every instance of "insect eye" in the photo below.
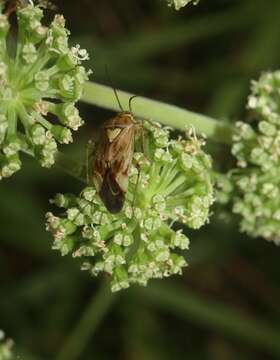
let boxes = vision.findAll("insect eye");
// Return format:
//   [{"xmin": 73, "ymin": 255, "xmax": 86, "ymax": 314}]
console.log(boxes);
[{"xmin": 107, "ymin": 128, "xmax": 122, "ymax": 143}]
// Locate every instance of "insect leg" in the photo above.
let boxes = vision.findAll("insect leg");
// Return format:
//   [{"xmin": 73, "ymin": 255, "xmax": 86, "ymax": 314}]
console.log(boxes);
[
  {"xmin": 130, "ymin": 119, "xmax": 148, "ymax": 214},
  {"xmin": 131, "ymin": 162, "xmax": 141, "ymax": 211},
  {"xmin": 134, "ymin": 119, "xmax": 147, "ymax": 156},
  {"xmin": 85, "ymin": 140, "xmax": 95, "ymax": 185}
]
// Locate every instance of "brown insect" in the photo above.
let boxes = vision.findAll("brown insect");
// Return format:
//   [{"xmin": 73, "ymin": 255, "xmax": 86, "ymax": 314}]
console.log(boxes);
[
  {"xmin": 3, "ymin": 0, "xmax": 21, "ymax": 16},
  {"xmin": 3, "ymin": 0, "xmax": 56, "ymax": 17},
  {"xmin": 92, "ymin": 92, "xmax": 139, "ymax": 214}
]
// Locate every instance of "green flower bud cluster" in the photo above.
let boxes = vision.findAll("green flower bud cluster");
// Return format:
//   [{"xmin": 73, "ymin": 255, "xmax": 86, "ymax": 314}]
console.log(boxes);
[
  {"xmin": 46, "ymin": 123, "xmax": 214, "ymax": 292},
  {"xmin": 0, "ymin": 3, "xmax": 91, "ymax": 178},
  {"xmin": 167, "ymin": 0, "xmax": 200, "ymax": 10},
  {"xmin": 218, "ymin": 71, "xmax": 280, "ymax": 244},
  {"xmin": 0, "ymin": 330, "xmax": 13, "ymax": 360}
]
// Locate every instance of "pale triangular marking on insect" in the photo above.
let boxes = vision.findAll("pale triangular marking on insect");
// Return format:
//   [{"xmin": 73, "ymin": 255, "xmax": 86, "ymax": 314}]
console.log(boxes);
[{"xmin": 107, "ymin": 128, "xmax": 122, "ymax": 143}]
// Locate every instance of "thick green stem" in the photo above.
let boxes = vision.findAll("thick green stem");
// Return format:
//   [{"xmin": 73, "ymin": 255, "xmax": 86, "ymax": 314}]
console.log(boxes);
[
  {"xmin": 56, "ymin": 281, "xmax": 117, "ymax": 360},
  {"xmin": 81, "ymin": 82, "xmax": 235, "ymax": 145},
  {"xmin": 21, "ymin": 81, "xmax": 235, "ymax": 184}
]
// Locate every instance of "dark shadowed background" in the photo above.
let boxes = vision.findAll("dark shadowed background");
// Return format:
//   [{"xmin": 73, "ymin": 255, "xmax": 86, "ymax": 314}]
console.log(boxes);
[{"xmin": 1, "ymin": 0, "xmax": 280, "ymax": 359}]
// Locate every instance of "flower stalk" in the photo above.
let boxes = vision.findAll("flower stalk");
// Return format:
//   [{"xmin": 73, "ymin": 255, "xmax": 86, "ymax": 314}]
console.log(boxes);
[{"xmin": 81, "ymin": 82, "xmax": 235, "ymax": 145}]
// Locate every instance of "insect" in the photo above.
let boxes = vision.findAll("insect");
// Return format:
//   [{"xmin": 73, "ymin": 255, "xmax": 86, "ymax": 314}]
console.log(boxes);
[
  {"xmin": 3, "ymin": 0, "xmax": 56, "ymax": 17},
  {"xmin": 3, "ymin": 0, "xmax": 21, "ymax": 16},
  {"xmin": 92, "ymin": 91, "xmax": 139, "ymax": 214}
]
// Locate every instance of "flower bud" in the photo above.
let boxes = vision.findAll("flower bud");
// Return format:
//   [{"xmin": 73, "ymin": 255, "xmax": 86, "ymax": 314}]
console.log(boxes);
[{"xmin": 51, "ymin": 125, "xmax": 73, "ymax": 144}]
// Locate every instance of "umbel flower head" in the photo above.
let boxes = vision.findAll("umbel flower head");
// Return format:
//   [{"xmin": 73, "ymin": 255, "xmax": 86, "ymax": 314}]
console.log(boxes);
[
  {"xmin": 0, "ymin": 330, "xmax": 13, "ymax": 360},
  {"xmin": 217, "ymin": 71, "xmax": 280, "ymax": 244},
  {"xmin": 46, "ymin": 123, "xmax": 214, "ymax": 292},
  {"xmin": 167, "ymin": 0, "xmax": 200, "ymax": 10},
  {"xmin": 0, "ymin": 2, "xmax": 90, "ymax": 179}
]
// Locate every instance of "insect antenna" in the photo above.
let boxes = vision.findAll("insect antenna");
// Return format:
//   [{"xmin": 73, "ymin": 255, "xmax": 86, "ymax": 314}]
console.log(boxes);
[
  {"xmin": 105, "ymin": 65, "xmax": 124, "ymax": 112},
  {"xmin": 113, "ymin": 86, "xmax": 124, "ymax": 112},
  {"xmin": 85, "ymin": 140, "xmax": 94, "ymax": 185},
  {"xmin": 129, "ymin": 95, "xmax": 138, "ymax": 114}
]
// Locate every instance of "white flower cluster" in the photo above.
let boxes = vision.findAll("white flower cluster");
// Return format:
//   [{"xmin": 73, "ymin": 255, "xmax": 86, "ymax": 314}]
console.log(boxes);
[
  {"xmin": 47, "ymin": 122, "xmax": 214, "ymax": 292},
  {"xmin": 0, "ymin": 331, "xmax": 13, "ymax": 360},
  {"xmin": 167, "ymin": 0, "xmax": 200, "ymax": 10},
  {"xmin": 218, "ymin": 71, "xmax": 280, "ymax": 244},
  {"xmin": 0, "ymin": 3, "xmax": 91, "ymax": 179}
]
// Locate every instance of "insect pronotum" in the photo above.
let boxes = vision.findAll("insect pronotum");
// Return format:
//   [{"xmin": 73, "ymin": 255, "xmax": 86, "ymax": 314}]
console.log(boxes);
[{"xmin": 92, "ymin": 89, "xmax": 140, "ymax": 214}]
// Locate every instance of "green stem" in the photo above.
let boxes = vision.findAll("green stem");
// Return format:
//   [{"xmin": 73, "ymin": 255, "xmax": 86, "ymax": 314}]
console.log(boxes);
[
  {"xmin": 81, "ymin": 82, "xmax": 235, "ymax": 145},
  {"xmin": 138, "ymin": 283, "xmax": 280, "ymax": 356},
  {"xmin": 7, "ymin": 104, "xmax": 17, "ymax": 136},
  {"xmin": 56, "ymin": 281, "xmax": 117, "ymax": 360},
  {"xmin": 20, "ymin": 81, "xmax": 234, "ymax": 183},
  {"xmin": 35, "ymin": 113, "xmax": 52, "ymax": 130},
  {"xmin": 17, "ymin": 102, "xmax": 34, "ymax": 132}
]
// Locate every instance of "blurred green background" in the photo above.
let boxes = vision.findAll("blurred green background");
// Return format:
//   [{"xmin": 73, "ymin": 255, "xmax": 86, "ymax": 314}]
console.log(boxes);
[{"xmin": 1, "ymin": 0, "xmax": 280, "ymax": 359}]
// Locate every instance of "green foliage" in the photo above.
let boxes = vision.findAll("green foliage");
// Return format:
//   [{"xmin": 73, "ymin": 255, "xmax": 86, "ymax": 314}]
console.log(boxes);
[{"xmin": 2, "ymin": 1, "xmax": 280, "ymax": 359}]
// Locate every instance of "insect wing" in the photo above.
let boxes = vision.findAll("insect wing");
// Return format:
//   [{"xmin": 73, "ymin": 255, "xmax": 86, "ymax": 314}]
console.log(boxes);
[{"xmin": 93, "ymin": 113, "xmax": 135, "ymax": 213}]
